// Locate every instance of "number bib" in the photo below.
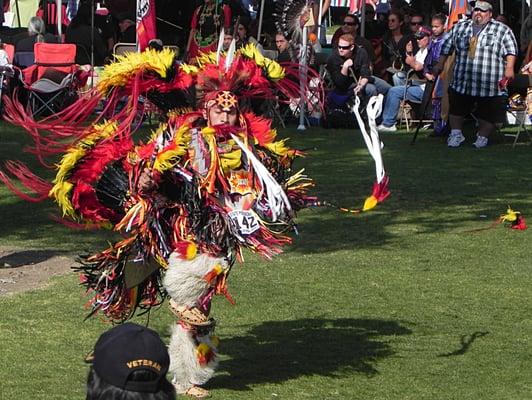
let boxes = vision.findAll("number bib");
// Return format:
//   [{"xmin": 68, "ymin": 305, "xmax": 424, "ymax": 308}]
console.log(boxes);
[{"xmin": 229, "ymin": 210, "xmax": 260, "ymax": 235}]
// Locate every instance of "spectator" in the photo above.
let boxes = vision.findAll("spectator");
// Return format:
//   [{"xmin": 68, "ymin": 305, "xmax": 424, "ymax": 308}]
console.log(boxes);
[
  {"xmin": 331, "ymin": 14, "xmax": 376, "ymax": 65},
  {"xmin": 86, "ymin": 322, "xmax": 175, "ymax": 399},
  {"xmin": 222, "ymin": 32, "xmax": 234, "ymax": 52},
  {"xmin": 381, "ymin": 11, "xmax": 410, "ymax": 79},
  {"xmin": 65, "ymin": 2, "xmax": 109, "ymax": 66},
  {"xmin": 392, "ymin": 21, "xmax": 429, "ymax": 86},
  {"xmin": 148, "ymin": 38, "xmax": 164, "ymax": 51},
  {"xmin": 377, "ymin": 26, "xmax": 432, "ymax": 132},
  {"xmin": 326, "ymin": 33, "xmax": 390, "ymax": 106},
  {"xmin": 235, "ymin": 17, "xmax": 263, "ymax": 54},
  {"xmin": 186, "ymin": 0, "xmax": 231, "ymax": 61},
  {"xmin": 435, "ymin": 0, "xmax": 518, "ymax": 148},
  {"xmin": 275, "ymin": 32, "xmax": 296, "ymax": 63},
  {"xmin": 424, "ymin": 13, "xmax": 448, "ymax": 135},
  {"xmin": 0, "ymin": 39, "xmax": 9, "ymax": 66},
  {"xmin": 117, "ymin": 12, "xmax": 136, "ymax": 43},
  {"xmin": 15, "ymin": 16, "xmax": 58, "ymax": 53},
  {"xmin": 520, "ymin": 10, "xmax": 532, "ymax": 53}
]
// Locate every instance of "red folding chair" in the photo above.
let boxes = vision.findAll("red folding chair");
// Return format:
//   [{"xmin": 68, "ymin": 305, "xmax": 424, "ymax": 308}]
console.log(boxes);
[{"xmin": 22, "ymin": 42, "xmax": 79, "ymax": 118}]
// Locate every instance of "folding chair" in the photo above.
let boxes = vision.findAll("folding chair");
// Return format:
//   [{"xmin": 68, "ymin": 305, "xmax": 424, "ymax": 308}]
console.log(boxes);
[
  {"xmin": 398, "ymin": 70, "xmax": 433, "ymax": 132},
  {"xmin": 23, "ymin": 42, "xmax": 78, "ymax": 118},
  {"xmin": 503, "ymin": 93, "xmax": 532, "ymax": 147},
  {"xmin": 113, "ymin": 42, "xmax": 137, "ymax": 57}
]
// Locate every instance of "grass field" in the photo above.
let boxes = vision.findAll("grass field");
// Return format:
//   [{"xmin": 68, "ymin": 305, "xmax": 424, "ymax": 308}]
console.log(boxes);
[{"xmin": 0, "ymin": 121, "xmax": 531, "ymax": 399}]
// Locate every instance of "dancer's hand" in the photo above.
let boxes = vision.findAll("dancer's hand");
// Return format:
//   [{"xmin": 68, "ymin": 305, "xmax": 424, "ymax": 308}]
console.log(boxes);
[{"xmin": 138, "ymin": 168, "xmax": 155, "ymax": 192}]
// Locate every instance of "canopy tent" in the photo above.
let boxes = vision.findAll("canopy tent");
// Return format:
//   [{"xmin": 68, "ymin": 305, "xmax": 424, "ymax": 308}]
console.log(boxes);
[{"xmin": 7, "ymin": 0, "xmax": 38, "ymax": 28}]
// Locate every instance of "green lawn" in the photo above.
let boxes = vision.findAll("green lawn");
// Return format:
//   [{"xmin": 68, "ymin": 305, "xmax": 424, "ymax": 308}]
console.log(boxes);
[{"xmin": 0, "ymin": 122, "xmax": 531, "ymax": 399}]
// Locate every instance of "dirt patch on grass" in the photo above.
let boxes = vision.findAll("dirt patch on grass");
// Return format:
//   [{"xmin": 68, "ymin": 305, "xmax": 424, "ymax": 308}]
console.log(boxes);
[{"xmin": 0, "ymin": 248, "xmax": 75, "ymax": 296}]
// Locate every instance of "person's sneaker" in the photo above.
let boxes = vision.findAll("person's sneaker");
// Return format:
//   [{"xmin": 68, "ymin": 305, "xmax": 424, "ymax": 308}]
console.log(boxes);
[
  {"xmin": 472, "ymin": 135, "xmax": 488, "ymax": 149},
  {"xmin": 447, "ymin": 131, "xmax": 465, "ymax": 148},
  {"xmin": 377, "ymin": 124, "xmax": 397, "ymax": 132}
]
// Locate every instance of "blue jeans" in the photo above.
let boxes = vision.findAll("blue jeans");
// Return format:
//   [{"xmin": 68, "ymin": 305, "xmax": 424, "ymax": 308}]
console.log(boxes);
[
  {"xmin": 365, "ymin": 76, "xmax": 392, "ymax": 97},
  {"xmin": 381, "ymin": 84, "xmax": 424, "ymax": 127}
]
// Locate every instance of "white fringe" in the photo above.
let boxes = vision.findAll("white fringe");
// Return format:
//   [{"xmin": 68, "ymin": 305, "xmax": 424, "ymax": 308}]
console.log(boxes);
[
  {"xmin": 352, "ymin": 95, "xmax": 386, "ymax": 184},
  {"xmin": 168, "ymin": 324, "xmax": 218, "ymax": 392},
  {"xmin": 163, "ymin": 253, "xmax": 228, "ymax": 308}
]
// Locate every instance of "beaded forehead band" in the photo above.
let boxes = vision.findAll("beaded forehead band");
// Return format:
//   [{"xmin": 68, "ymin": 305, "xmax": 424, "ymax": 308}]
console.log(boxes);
[{"xmin": 208, "ymin": 91, "xmax": 238, "ymax": 112}]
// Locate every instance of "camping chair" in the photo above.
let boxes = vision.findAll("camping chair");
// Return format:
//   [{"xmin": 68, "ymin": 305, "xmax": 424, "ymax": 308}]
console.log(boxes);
[
  {"xmin": 398, "ymin": 70, "xmax": 433, "ymax": 132},
  {"xmin": 113, "ymin": 42, "xmax": 137, "ymax": 57},
  {"xmin": 23, "ymin": 42, "xmax": 78, "ymax": 118},
  {"xmin": 503, "ymin": 92, "xmax": 532, "ymax": 147}
]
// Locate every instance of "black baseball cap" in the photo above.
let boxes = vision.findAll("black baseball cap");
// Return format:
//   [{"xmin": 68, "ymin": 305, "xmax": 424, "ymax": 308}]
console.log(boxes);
[{"xmin": 92, "ymin": 323, "xmax": 170, "ymax": 393}]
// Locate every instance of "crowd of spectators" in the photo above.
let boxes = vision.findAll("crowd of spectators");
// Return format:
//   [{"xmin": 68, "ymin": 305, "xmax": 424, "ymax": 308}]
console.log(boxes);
[
  {"xmin": 316, "ymin": 0, "xmax": 528, "ymax": 149},
  {"xmin": 0, "ymin": 0, "xmax": 530, "ymax": 149}
]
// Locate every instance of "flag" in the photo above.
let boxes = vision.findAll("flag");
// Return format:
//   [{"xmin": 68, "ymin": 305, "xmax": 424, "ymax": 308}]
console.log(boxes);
[
  {"xmin": 136, "ymin": 0, "xmax": 157, "ymax": 51},
  {"xmin": 447, "ymin": 0, "xmax": 468, "ymax": 30}
]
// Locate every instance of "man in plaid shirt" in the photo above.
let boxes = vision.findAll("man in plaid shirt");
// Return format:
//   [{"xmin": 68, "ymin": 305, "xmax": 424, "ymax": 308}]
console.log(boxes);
[{"xmin": 435, "ymin": 0, "xmax": 517, "ymax": 148}]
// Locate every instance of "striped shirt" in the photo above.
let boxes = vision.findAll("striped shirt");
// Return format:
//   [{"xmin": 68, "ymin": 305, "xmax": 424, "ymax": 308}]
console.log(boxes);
[{"xmin": 441, "ymin": 19, "xmax": 518, "ymax": 97}]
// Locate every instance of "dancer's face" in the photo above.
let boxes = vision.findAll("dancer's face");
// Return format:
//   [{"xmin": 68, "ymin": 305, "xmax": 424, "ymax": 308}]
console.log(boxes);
[{"xmin": 208, "ymin": 105, "xmax": 238, "ymax": 126}]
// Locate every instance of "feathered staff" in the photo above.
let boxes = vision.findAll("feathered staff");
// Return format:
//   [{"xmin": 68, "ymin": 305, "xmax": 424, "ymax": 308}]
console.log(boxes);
[{"xmin": 351, "ymin": 95, "xmax": 390, "ymax": 211}]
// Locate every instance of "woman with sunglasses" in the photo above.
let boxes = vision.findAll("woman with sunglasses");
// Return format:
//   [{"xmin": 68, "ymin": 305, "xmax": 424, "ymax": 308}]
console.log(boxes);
[{"xmin": 381, "ymin": 11, "xmax": 415, "ymax": 84}]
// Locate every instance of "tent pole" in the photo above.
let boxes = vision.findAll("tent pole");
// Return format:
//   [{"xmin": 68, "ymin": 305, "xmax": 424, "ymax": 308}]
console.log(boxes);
[
  {"xmin": 317, "ymin": 0, "xmax": 323, "ymax": 41},
  {"xmin": 257, "ymin": 0, "xmax": 265, "ymax": 42},
  {"xmin": 56, "ymin": 0, "xmax": 61, "ymax": 38},
  {"xmin": 14, "ymin": 0, "xmax": 21, "ymax": 27},
  {"xmin": 297, "ymin": 24, "xmax": 308, "ymax": 131},
  {"xmin": 360, "ymin": 0, "xmax": 366, "ymax": 38}
]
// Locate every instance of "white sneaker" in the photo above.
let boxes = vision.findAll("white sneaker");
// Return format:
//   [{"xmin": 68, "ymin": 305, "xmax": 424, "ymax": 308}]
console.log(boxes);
[
  {"xmin": 447, "ymin": 131, "xmax": 465, "ymax": 147},
  {"xmin": 377, "ymin": 124, "xmax": 397, "ymax": 132},
  {"xmin": 472, "ymin": 135, "xmax": 488, "ymax": 149}
]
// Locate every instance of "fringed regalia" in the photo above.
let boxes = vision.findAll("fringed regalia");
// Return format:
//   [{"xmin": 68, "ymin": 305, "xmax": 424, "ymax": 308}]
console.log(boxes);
[{"xmin": 1, "ymin": 44, "xmax": 318, "ymax": 395}]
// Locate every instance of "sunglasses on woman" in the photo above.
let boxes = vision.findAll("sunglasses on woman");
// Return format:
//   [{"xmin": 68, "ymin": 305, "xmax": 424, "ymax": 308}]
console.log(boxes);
[{"xmin": 337, "ymin": 45, "xmax": 352, "ymax": 50}]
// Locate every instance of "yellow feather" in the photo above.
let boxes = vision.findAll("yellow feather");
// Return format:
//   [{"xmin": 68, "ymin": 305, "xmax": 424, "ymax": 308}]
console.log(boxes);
[
  {"xmin": 265, "ymin": 139, "xmax": 290, "ymax": 156},
  {"xmin": 363, "ymin": 195, "xmax": 378, "ymax": 211},
  {"xmin": 98, "ymin": 48, "xmax": 177, "ymax": 94},
  {"xmin": 49, "ymin": 181, "xmax": 75, "ymax": 218}
]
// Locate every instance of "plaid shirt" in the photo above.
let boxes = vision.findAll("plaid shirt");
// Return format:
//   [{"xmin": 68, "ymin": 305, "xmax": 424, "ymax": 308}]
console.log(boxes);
[{"xmin": 441, "ymin": 19, "xmax": 518, "ymax": 97}]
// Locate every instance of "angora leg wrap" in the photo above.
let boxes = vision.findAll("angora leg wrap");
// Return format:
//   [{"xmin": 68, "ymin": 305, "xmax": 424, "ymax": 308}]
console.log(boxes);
[
  {"xmin": 168, "ymin": 323, "xmax": 218, "ymax": 392},
  {"xmin": 163, "ymin": 253, "xmax": 228, "ymax": 308}
]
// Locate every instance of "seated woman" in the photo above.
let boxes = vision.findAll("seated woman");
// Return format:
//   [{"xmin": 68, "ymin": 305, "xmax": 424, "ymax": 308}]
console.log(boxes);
[
  {"xmin": 235, "ymin": 17, "xmax": 264, "ymax": 54},
  {"xmin": 15, "ymin": 16, "xmax": 58, "ymax": 53}
]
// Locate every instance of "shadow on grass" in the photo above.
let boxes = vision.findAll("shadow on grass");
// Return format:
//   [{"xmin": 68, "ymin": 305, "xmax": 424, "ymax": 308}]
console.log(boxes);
[
  {"xmin": 438, "ymin": 331, "xmax": 489, "ymax": 357},
  {"xmin": 0, "ymin": 249, "xmax": 67, "ymax": 267},
  {"xmin": 210, "ymin": 318, "xmax": 412, "ymax": 391}
]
